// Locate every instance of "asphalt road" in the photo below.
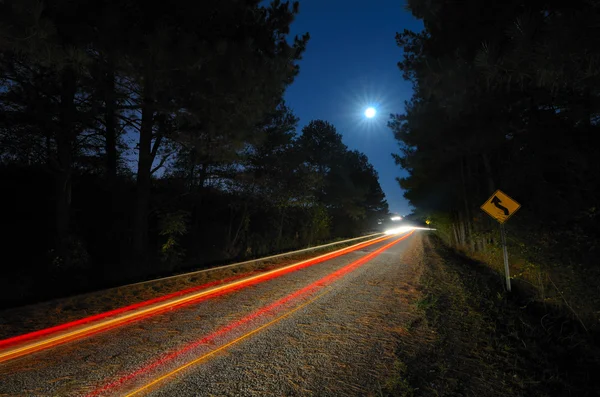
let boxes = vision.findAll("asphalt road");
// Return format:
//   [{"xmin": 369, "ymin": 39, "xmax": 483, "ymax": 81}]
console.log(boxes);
[{"xmin": 0, "ymin": 233, "xmax": 419, "ymax": 397}]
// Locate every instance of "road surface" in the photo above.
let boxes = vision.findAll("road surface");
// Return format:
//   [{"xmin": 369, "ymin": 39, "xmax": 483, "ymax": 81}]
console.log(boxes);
[{"xmin": 0, "ymin": 233, "xmax": 420, "ymax": 396}]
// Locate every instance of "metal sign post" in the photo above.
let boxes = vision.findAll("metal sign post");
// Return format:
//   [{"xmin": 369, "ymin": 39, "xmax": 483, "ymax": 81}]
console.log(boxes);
[
  {"xmin": 480, "ymin": 189, "xmax": 521, "ymax": 293},
  {"xmin": 499, "ymin": 223, "xmax": 511, "ymax": 292}
]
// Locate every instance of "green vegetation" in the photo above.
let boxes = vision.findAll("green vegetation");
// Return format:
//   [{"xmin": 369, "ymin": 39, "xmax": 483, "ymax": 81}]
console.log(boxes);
[
  {"xmin": 0, "ymin": 1, "xmax": 388, "ymax": 308},
  {"xmin": 385, "ymin": 235, "xmax": 600, "ymax": 397},
  {"xmin": 392, "ymin": 0, "xmax": 600, "ymax": 331}
]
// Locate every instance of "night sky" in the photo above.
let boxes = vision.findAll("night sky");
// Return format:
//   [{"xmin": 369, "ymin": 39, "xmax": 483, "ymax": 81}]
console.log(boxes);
[{"xmin": 285, "ymin": 0, "xmax": 423, "ymax": 216}]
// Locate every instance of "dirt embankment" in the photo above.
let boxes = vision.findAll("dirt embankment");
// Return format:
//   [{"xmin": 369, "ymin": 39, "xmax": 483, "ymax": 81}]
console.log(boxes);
[{"xmin": 383, "ymin": 234, "xmax": 600, "ymax": 397}]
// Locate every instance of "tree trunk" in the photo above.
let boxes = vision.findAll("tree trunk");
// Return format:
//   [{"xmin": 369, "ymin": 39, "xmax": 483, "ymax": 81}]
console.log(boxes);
[
  {"xmin": 232, "ymin": 204, "xmax": 248, "ymax": 253},
  {"xmin": 452, "ymin": 223, "xmax": 460, "ymax": 247},
  {"xmin": 481, "ymin": 153, "xmax": 496, "ymax": 195},
  {"xmin": 277, "ymin": 208, "xmax": 285, "ymax": 249},
  {"xmin": 225, "ymin": 203, "xmax": 248, "ymax": 257},
  {"xmin": 55, "ymin": 66, "xmax": 76, "ymax": 265},
  {"xmin": 132, "ymin": 71, "xmax": 155, "ymax": 265},
  {"xmin": 104, "ymin": 56, "xmax": 118, "ymax": 186},
  {"xmin": 466, "ymin": 156, "xmax": 483, "ymax": 252},
  {"xmin": 187, "ymin": 150, "xmax": 196, "ymax": 191},
  {"xmin": 198, "ymin": 162, "xmax": 208, "ymax": 190},
  {"xmin": 459, "ymin": 157, "xmax": 474, "ymax": 251},
  {"xmin": 458, "ymin": 213, "xmax": 467, "ymax": 248}
]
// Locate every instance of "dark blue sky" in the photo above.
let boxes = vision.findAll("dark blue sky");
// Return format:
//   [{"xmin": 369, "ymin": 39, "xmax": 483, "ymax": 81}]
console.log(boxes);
[{"xmin": 284, "ymin": 0, "xmax": 423, "ymax": 216}]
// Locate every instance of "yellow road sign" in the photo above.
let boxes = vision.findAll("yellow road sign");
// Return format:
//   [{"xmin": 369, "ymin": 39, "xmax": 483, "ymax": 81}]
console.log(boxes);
[{"xmin": 480, "ymin": 189, "xmax": 521, "ymax": 224}]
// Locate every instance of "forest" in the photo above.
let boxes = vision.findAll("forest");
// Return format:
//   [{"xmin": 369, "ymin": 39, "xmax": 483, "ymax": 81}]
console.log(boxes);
[
  {"xmin": 0, "ymin": 0, "xmax": 388, "ymax": 308},
  {"xmin": 393, "ymin": 0, "xmax": 600, "ymax": 329}
]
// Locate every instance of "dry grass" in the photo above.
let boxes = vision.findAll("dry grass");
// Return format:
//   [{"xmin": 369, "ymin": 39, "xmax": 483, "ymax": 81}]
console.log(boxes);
[{"xmin": 468, "ymin": 243, "xmax": 600, "ymax": 334}]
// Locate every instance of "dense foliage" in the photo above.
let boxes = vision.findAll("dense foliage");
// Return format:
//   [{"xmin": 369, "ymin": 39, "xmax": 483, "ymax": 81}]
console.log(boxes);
[
  {"xmin": 0, "ymin": 0, "xmax": 388, "ymax": 307},
  {"xmin": 393, "ymin": 0, "xmax": 600, "ymax": 326}
]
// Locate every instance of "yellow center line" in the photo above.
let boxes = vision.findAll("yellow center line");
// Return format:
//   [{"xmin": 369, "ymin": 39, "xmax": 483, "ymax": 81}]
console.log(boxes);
[
  {"xmin": 125, "ymin": 290, "xmax": 330, "ymax": 396},
  {"xmin": 0, "ymin": 234, "xmax": 392, "ymax": 363}
]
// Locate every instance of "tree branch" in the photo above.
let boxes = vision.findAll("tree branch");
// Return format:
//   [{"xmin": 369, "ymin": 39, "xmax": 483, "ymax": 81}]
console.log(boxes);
[
  {"xmin": 150, "ymin": 135, "xmax": 163, "ymax": 161},
  {"xmin": 118, "ymin": 114, "xmax": 142, "ymax": 130},
  {"xmin": 151, "ymin": 153, "xmax": 171, "ymax": 175}
]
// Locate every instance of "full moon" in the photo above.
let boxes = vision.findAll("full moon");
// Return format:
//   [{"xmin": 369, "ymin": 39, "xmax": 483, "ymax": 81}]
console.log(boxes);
[{"xmin": 364, "ymin": 107, "xmax": 376, "ymax": 118}]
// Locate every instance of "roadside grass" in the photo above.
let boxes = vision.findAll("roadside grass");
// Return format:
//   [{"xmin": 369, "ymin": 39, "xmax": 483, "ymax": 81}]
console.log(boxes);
[
  {"xmin": 472, "ymin": 255, "xmax": 589, "ymax": 333},
  {"xmin": 415, "ymin": 294, "xmax": 438, "ymax": 311},
  {"xmin": 379, "ymin": 360, "xmax": 414, "ymax": 397},
  {"xmin": 382, "ymin": 234, "xmax": 600, "ymax": 397}
]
